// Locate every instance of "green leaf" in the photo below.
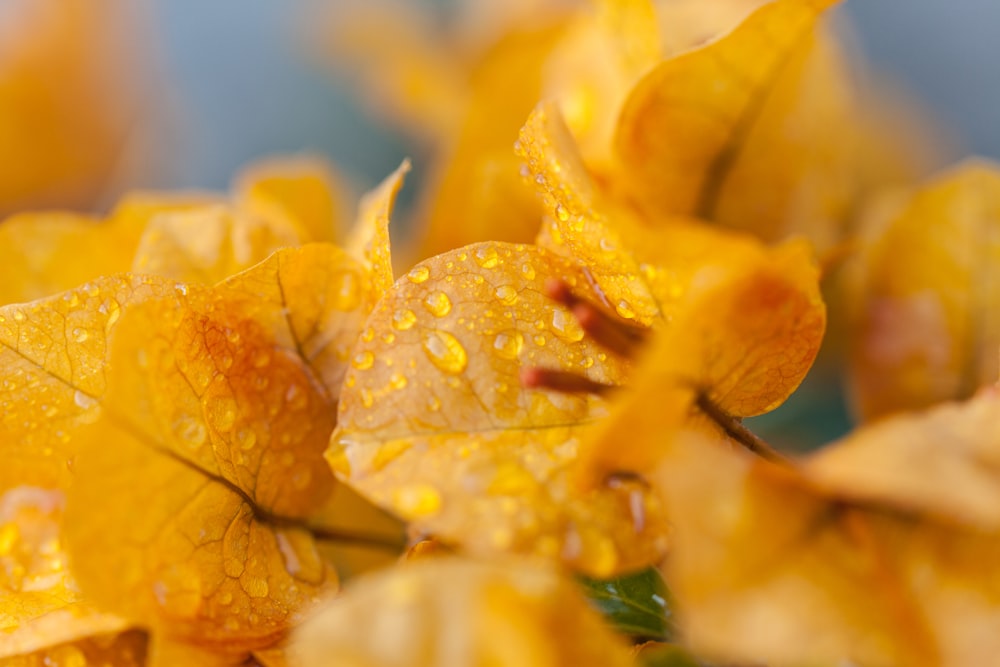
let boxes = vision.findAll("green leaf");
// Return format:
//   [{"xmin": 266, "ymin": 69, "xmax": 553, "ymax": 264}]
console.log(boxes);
[{"xmin": 577, "ymin": 567, "xmax": 676, "ymax": 642}]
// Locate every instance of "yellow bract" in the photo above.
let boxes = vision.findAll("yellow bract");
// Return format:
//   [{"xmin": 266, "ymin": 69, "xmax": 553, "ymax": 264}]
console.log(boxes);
[
  {"xmin": 848, "ymin": 161, "xmax": 1000, "ymax": 421},
  {"xmin": 0, "ymin": 275, "xmax": 175, "ymax": 492},
  {"xmin": 293, "ymin": 558, "xmax": 635, "ymax": 667},
  {"xmin": 655, "ymin": 390, "xmax": 1000, "ymax": 667},
  {"xmin": 62, "ymin": 246, "xmax": 382, "ymax": 653},
  {"xmin": 329, "ymin": 242, "xmax": 668, "ymax": 576},
  {"xmin": 614, "ymin": 0, "xmax": 853, "ymax": 249},
  {"xmin": 0, "ymin": 487, "xmax": 133, "ymax": 662}
]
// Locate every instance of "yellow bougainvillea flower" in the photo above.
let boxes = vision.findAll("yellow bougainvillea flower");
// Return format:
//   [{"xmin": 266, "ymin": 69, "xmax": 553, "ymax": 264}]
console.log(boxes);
[
  {"xmin": 0, "ymin": 486, "xmax": 142, "ymax": 664},
  {"xmin": 0, "ymin": 164, "xmax": 410, "ymax": 663},
  {"xmin": 0, "ymin": 154, "xmax": 350, "ymax": 307},
  {"xmin": 313, "ymin": 0, "xmax": 571, "ymax": 259},
  {"xmin": 0, "ymin": 0, "xmax": 152, "ymax": 215},
  {"xmin": 328, "ymin": 241, "xmax": 668, "ymax": 576},
  {"xmin": 847, "ymin": 160, "xmax": 1000, "ymax": 422},
  {"xmin": 516, "ymin": 101, "xmax": 826, "ymax": 438},
  {"xmin": 0, "ymin": 194, "xmax": 217, "ymax": 307},
  {"xmin": 652, "ymin": 389, "xmax": 1000, "ymax": 667},
  {"xmin": 292, "ymin": 558, "xmax": 634, "ymax": 667},
  {"xmin": 577, "ymin": 238, "xmax": 825, "ymax": 481},
  {"xmin": 613, "ymin": 0, "xmax": 856, "ymax": 249},
  {"xmin": 322, "ymin": 0, "xmax": 881, "ymax": 257}
]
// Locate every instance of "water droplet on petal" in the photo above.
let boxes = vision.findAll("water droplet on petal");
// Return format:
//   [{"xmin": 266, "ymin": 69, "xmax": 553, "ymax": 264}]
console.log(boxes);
[
  {"xmin": 494, "ymin": 285, "xmax": 518, "ymax": 305},
  {"xmin": 241, "ymin": 576, "xmax": 269, "ymax": 598},
  {"xmin": 534, "ymin": 335, "xmax": 547, "ymax": 347},
  {"xmin": 422, "ymin": 331, "xmax": 468, "ymax": 375},
  {"xmin": 423, "ymin": 291, "xmax": 452, "ymax": 318},
  {"xmin": 71, "ymin": 328, "xmax": 89, "ymax": 343},
  {"xmin": 407, "ymin": 265, "xmax": 430, "ymax": 283},
  {"xmin": 615, "ymin": 300, "xmax": 636, "ymax": 320},
  {"xmin": 73, "ymin": 391, "xmax": 97, "ymax": 410},
  {"xmin": 393, "ymin": 484, "xmax": 442, "ymax": 519},
  {"xmin": 352, "ymin": 350, "xmax": 374, "ymax": 370},
  {"xmin": 392, "ymin": 309, "xmax": 417, "ymax": 331},
  {"xmin": 101, "ymin": 299, "xmax": 122, "ymax": 329},
  {"xmin": 285, "ymin": 384, "xmax": 309, "ymax": 411},
  {"xmin": 473, "ymin": 245, "xmax": 499, "ymax": 269},
  {"xmin": 11, "ymin": 310, "xmax": 25, "ymax": 323},
  {"xmin": 252, "ymin": 350, "xmax": 271, "ymax": 369},
  {"xmin": 555, "ymin": 204, "xmax": 570, "ymax": 222},
  {"xmin": 493, "ymin": 330, "xmax": 524, "ymax": 360},
  {"xmin": 210, "ymin": 396, "xmax": 238, "ymax": 431},
  {"xmin": 389, "ymin": 373, "xmax": 408, "ymax": 390},
  {"xmin": 176, "ymin": 416, "xmax": 207, "ymax": 448},
  {"xmin": 521, "ymin": 263, "xmax": 536, "ymax": 280},
  {"xmin": 361, "ymin": 389, "xmax": 374, "ymax": 408},
  {"xmin": 551, "ymin": 308, "xmax": 584, "ymax": 342}
]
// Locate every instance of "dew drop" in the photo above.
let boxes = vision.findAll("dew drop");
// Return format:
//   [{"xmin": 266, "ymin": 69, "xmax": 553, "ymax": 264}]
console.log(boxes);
[
  {"xmin": 101, "ymin": 298, "xmax": 122, "ymax": 328},
  {"xmin": 352, "ymin": 350, "xmax": 374, "ymax": 370},
  {"xmin": 71, "ymin": 328, "xmax": 89, "ymax": 343},
  {"xmin": 252, "ymin": 349, "xmax": 271, "ymax": 369},
  {"xmin": 211, "ymin": 397, "xmax": 238, "ymax": 432},
  {"xmin": 521, "ymin": 262, "xmax": 536, "ymax": 280},
  {"xmin": 392, "ymin": 483, "xmax": 442, "ymax": 519},
  {"xmin": 551, "ymin": 308, "xmax": 585, "ymax": 342},
  {"xmin": 423, "ymin": 291, "xmax": 452, "ymax": 318},
  {"xmin": 494, "ymin": 285, "xmax": 518, "ymax": 305},
  {"xmin": 534, "ymin": 335, "xmax": 547, "ymax": 347},
  {"xmin": 389, "ymin": 372, "xmax": 408, "ymax": 390},
  {"xmin": 615, "ymin": 300, "xmax": 636, "ymax": 320},
  {"xmin": 11, "ymin": 310, "xmax": 25, "ymax": 323},
  {"xmin": 407, "ymin": 265, "xmax": 430, "ymax": 284},
  {"xmin": 361, "ymin": 389, "xmax": 374, "ymax": 408},
  {"xmin": 427, "ymin": 396, "xmax": 442, "ymax": 412},
  {"xmin": 392, "ymin": 309, "xmax": 417, "ymax": 331},
  {"xmin": 422, "ymin": 331, "xmax": 468, "ymax": 375},
  {"xmin": 599, "ymin": 237, "xmax": 617, "ymax": 252},
  {"xmin": 236, "ymin": 427, "xmax": 257, "ymax": 451},
  {"xmin": 241, "ymin": 576, "xmax": 269, "ymax": 599},
  {"xmin": 361, "ymin": 327, "xmax": 375, "ymax": 343},
  {"xmin": 177, "ymin": 416, "xmax": 207, "ymax": 448},
  {"xmin": 493, "ymin": 330, "xmax": 524, "ymax": 360},
  {"xmin": 70, "ymin": 390, "xmax": 95, "ymax": 412},
  {"xmin": 555, "ymin": 204, "xmax": 570, "ymax": 222},
  {"xmin": 285, "ymin": 384, "xmax": 309, "ymax": 411},
  {"xmin": 473, "ymin": 244, "xmax": 499, "ymax": 269}
]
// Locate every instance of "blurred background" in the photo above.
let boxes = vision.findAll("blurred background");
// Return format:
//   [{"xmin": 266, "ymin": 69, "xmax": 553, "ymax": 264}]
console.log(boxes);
[{"xmin": 3, "ymin": 0, "xmax": 994, "ymax": 209}]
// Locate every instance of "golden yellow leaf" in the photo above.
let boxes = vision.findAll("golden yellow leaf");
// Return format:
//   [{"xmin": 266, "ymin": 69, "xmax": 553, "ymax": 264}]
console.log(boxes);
[
  {"xmin": 412, "ymin": 24, "xmax": 565, "ymax": 259},
  {"xmin": 848, "ymin": 160, "xmax": 1000, "ymax": 421},
  {"xmin": 614, "ymin": 0, "xmax": 855, "ymax": 249},
  {"xmin": 0, "ymin": 487, "xmax": 131, "ymax": 660},
  {"xmin": 130, "ymin": 204, "xmax": 303, "ymax": 286},
  {"xmin": 0, "ymin": 275, "xmax": 176, "ymax": 492},
  {"xmin": 0, "ymin": 630, "xmax": 147, "ymax": 667},
  {"xmin": 59, "ymin": 252, "xmax": 370, "ymax": 652},
  {"xmin": 0, "ymin": 193, "xmax": 216, "ymax": 306},
  {"xmin": 345, "ymin": 160, "xmax": 410, "ymax": 301},
  {"xmin": 328, "ymin": 242, "xmax": 668, "ymax": 575},
  {"xmin": 232, "ymin": 155, "xmax": 349, "ymax": 245},
  {"xmin": 654, "ymin": 390, "xmax": 1000, "ymax": 667},
  {"xmin": 292, "ymin": 558, "xmax": 634, "ymax": 667}
]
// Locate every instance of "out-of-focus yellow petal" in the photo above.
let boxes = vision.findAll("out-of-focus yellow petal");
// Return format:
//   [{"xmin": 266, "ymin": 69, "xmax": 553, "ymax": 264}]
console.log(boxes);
[
  {"xmin": 848, "ymin": 161, "xmax": 1000, "ymax": 421},
  {"xmin": 293, "ymin": 558, "xmax": 635, "ymax": 667},
  {"xmin": 233, "ymin": 155, "xmax": 350, "ymax": 244}
]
